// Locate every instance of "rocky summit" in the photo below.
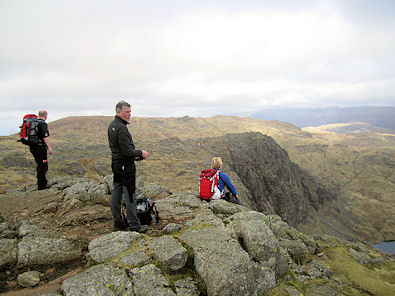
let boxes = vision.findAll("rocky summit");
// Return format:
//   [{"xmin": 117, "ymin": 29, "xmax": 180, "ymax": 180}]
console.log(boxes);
[{"xmin": 0, "ymin": 177, "xmax": 394, "ymax": 295}]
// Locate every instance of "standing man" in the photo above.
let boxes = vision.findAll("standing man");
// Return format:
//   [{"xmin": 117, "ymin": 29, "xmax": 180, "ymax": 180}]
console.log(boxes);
[
  {"xmin": 108, "ymin": 100, "xmax": 149, "ymax": 232},
  {"xmin": 30, "ymin": 110, "xmax": 53, "ymax": 190}
]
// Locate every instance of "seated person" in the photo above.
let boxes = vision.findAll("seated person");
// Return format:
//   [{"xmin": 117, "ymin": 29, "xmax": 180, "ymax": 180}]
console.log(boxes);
[{"xmin": 212, "ymin": 157, "xmax": 241, "ymax": 205}]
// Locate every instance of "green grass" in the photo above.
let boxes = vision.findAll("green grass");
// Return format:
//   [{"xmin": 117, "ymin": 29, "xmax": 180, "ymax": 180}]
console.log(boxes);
[{"xmin": 325, "ymin": 247, "xmax": 395, "ymax": 296}]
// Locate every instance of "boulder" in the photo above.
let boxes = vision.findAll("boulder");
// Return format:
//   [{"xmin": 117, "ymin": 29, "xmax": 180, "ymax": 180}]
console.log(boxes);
[
  {"xmin": 88, "ymin": 231, "xmax": 141, "ymax": 263},
  {"xmin": 349, "ymin": 247, "xmax": 382, "ymax": 265},
  {"xmin": 0, "ymin": 238, "xmax": 18, "ymax": 269},
  {"xmin": 18, "ymin": 222, "xmax": 47, "ymax": 237},
  {"xmin": 62, "ymin": 263, "xmax": 134, "ymax": 296},
  {"xmin": 306, "ymin": 260, "xmax": 332, "ymax": 279},
  {"xmin": 209, "ymin": 199, "xmax": 248, "ymax": 216},
  {"xmin": 130, "ymin": 264, "xmax": 176, "ymax": 296},
  {"xmin": 17, "ymin": 270, "xmax": 43, "ymax": 287},
  {"xmin": 185, "ymin": 209, "xmax": 224, "ymax": 228},
  {"xmin": 118, "ymin": 250, "xmax": 151, "ymax": 268},
  {"xmin": 163, "ymin": 223, "xmax": 183, "ymax": 234},
  {"xmin": 174, "ymin": 277, "xmax": 200, "ymax": 296},
  {"xmin": 17, "ymin": 236, "xmax": 82, "ymax": 267},
  {"xmin": 180, "ymin": 227, "xmax": 275, "ymax": 296},
  {"xmin": 227, "ymin": 211, "xmax": 291, "ymax": 277},
  {"xmin": 148, "ymin": 235, "xmax": 188, "ymax": 271},
  {"xmin": 138, "ymin": 183, "xmax": 171, "ymax": 199},
  {"xmin": 63, "ymin": 179, "xmax": 107, "ymax": 196}
]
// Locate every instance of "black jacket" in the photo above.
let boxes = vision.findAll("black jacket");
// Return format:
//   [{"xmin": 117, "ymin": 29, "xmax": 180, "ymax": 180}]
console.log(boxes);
[{"xmin": 108, "ymin": 116, "xmax": 142, "ymax": 161}]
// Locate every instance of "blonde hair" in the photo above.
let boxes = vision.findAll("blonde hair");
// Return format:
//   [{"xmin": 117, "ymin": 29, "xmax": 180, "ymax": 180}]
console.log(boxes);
[{"xmin": 212, "ymin": 157, "xmax": 222, "ymax": 169}]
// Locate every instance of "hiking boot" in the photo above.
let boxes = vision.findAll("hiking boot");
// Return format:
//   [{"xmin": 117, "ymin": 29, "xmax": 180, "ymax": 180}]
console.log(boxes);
[
  {"xmin": 113, "ymin": 222, "xmax": 128, "ymax": 231},
  {"xmin": 129, "ymin": 225, "xmax": 148, "ymax": 233}
]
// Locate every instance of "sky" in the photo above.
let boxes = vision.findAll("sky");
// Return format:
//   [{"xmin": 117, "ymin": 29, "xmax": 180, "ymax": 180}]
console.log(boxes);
[{"xmin": 1, "ymin": 0, "xmax": 394, "ymax": 135}]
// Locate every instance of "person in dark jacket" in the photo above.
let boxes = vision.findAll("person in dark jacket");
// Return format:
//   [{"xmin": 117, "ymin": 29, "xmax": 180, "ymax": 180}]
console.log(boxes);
[
  {"xmin": 30, "ymin": 110, "xmax": 53, "ymax": 190},
  {"xmin": 212, "ymin": 157, "xmax": 242, "ymax": 204},
  {"xmin": 108, "ymin": 100, "xmax": 149, "ymax": 232}
]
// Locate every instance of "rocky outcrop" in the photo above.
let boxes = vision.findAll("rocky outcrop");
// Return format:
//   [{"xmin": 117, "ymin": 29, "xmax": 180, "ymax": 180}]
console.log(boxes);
[
  {"xmin": 18, "ymin": 236, "xmax": 82, "ymax": 267},
  {"xmin": 0, "ymin": 222, "xmax": 82, "ymax": 271},
  {"xmin": 1, "ymin": 178, "xmax": 393, "ymax": 295},
  {"xmin": 62, "ymin": 263, "xmax": 134, "ymax": 296},
  {"xmin": 88, "ymin": 231, "xmax": 142, "ymax": 263},
  {"xmin": 148, "ymin": 235, "xmax": 188, "ymax": 271},
  {"xmin": 209, "ymin": 132, "xmax": 339, "ymax": 226},
  {"xmin": 60, "ymin": 199, "xmax": 319, "ymax": 296}
]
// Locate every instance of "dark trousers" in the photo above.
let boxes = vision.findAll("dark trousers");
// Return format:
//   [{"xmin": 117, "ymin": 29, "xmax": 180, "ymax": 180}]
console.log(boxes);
[
  {"xmin": 222, "ymin": 192, "xmax": 242, "ymax": 205},
  {"xmin": 111, "ymin": 159, "xmax": 141, "ymax": 230},
  {"xmin": 30, "ymin": 145, "xmax": 48, "ymax": 190}
]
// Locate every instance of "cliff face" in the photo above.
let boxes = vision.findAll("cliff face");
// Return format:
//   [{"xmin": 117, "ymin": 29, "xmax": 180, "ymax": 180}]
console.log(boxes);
[{"xmin": 208, "ymin": 132, "xmax": 339, "ymax": 226}]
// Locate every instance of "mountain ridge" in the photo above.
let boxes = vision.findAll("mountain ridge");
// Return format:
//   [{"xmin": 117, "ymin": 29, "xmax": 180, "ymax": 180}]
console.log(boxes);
[{"xmin": 248, "ymin": 106, "xmax": 395, "ymax": 130}]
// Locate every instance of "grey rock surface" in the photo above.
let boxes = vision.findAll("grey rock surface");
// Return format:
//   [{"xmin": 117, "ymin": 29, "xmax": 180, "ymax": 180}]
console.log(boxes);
[
  {"xmin": 185, "ymin": 209, "xmax": 224, "ymax": 228},
  {"xmin": 62, "ymin": 263, "xmax": 134, "ymax": 296},
  {"xmin": 148, "ymin": 235, "xmax": 188, "ymax": 271},
  {"xmin": 130, "ymin": 264, "xmax": 176, "ymax": 296},
  {"xmin": 163, "ymin": 223, "xmax": 183, "ymax": 234},
  {"xmin": 180, "ymin": 227, "xmax": 275, "ymax": 296},
  {"xmin": 0, "ymin": 238, "xmax": 18, "ymax": 269},
  {"xmin": 17, "ymin": 270, "xmax": 43, "ymax": 287},
  {"xmin": 17, "ymin": 236, "xmax": 82, "ymax": 266},
  {"xmin": 139, "ymin": 183, "xmax": 171, "ymax": 198},
  {"xmin": 119, "ymin": 250, "xmax": 151, "ymax": 268},
  {"xmin": 174, "ymin": 277, "xmax": 199, "ymax": 296},
  {"xmin": 88, "ymin": 231, "xmax": 141, "ymax": 263}
]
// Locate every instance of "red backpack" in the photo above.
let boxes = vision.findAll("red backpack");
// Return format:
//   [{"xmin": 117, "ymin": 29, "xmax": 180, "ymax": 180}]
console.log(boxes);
[
  {"xmin": 19, "ymin": 114, "xmax": 40, "ymax": 145},
  {"xmin": 199, "ymin": 169, "xmax": 222, "ymax": 200}
]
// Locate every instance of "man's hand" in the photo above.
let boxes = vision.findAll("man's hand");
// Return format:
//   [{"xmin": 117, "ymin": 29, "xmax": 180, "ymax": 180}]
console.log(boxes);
[
  {"xmin": 48, "ymin": 147, "xmax": 53, "ymax": 154},
  {"xmin": 141, "ymin": 150, "xmax": 149, "ymax": 159}
]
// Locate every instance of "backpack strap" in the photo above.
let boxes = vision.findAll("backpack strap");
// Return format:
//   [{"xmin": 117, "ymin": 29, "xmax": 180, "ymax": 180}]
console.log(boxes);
[{"xmin": 151, "ymin": 202, "xmax": 160, "ymax": 224}]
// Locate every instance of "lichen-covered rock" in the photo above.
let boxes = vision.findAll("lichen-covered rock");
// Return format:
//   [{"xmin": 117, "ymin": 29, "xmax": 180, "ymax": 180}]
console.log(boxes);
[
  {"xmin": 306, "ymin": 260, "xmax": 332, "ymax": 279},
  {"xmin": 138, "ymin": 183, "xmax": 171, "ymax": 199},
  {"xmin": 1, "ymin": 229, "xmax": 16, "ymax": 239},
  {"xmin": 88, "ymin": 231, "xmax": 141, "ymax": 263},
  {"xmin": 174, "ymin": 277, "xmax": 199, "ymax": 296},
  {"xmin": 63, "ymin": 180, "xmax": 106, "ymax": 195},
  {"xmin": 280, "ymin": 238, "xmax": 311, "ymax": 264},
  {"xmin": 305, "ymin": 283, "xmax": 345, "ymax": 296},
  {"xmin": 0, "ymin": 222, "xmax": 7, "ymax": 233},
  {"xmin": 118, "ymin": 250, "xmax": 151, "ymax": 268},
  {"xmin": 349, "ymin": 247, "xmax": 382, "ymax": 265},
  {"xmin": 185, "ymin": 209, "xmax": 224, "ymax": 228},
  {"xmin": 209, "ymin": 199, "xmax": 247, "ymax": 216},
  {"xmin": 62, "ymin": 263, "xmax": 134, "ymax": 296},
  {"xmin": 130, "ymin": 264, "xmax": 176, "ymax": 296},
  {"xmin": 155, "ymin": 197, "xmax": 196, "ymax": 223},
  {"xmin": 180, "ymin": 227, "xmax": 275, "ymax": 296},
  {"xmin": 18, "ymin": 222, "xmax": 47, "ymax": 237},
  {"xmin": 163, "ymin": 223, "xmax": 183, "ymax": 234},
  {"xmin": 148, "ymin": 235, "xmax": 188, "ymax": 271},
  {"xmin": 17, "ymin": 270, "xmax": 43, "ymax": 287},
  {"xmin": 17, "ymin": 236, "xmax": 82, "ymax": 267},
  {"xmin": 228, "ymin": 212, "xmax": 279, "ymax": 263},
  {"xmin": 227, "ymin": 211, "xmax": 291, "ymax": 278},
  {"xmin": 0, "ymin": 238, "xmax": 18, "ymax": 269}
]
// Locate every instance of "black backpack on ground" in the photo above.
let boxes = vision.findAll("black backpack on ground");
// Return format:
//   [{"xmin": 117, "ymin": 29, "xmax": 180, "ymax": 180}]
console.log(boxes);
[
  {"xmin": 121, "ymin": 197, "xmax": 159, "ymax": 226},
  {"xmin": 136, "ymin": 197, "xmax": 159, "ymax": 225}
]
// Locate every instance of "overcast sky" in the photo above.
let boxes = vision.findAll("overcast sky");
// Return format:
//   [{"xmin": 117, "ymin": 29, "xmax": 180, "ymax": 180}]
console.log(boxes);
[{"xmin": 1, "ymin": 0, "xmax": 394, "ymax": 135}]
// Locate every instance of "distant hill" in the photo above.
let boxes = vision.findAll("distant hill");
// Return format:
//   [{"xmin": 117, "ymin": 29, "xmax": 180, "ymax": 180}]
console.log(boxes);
[
  {"xmin": 303, "ymin": 122, "xmax": 394, "ymax": 134},
  {"xmin": 249, "ymin": 106, "xmax": 395, "ymax": 130}
]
